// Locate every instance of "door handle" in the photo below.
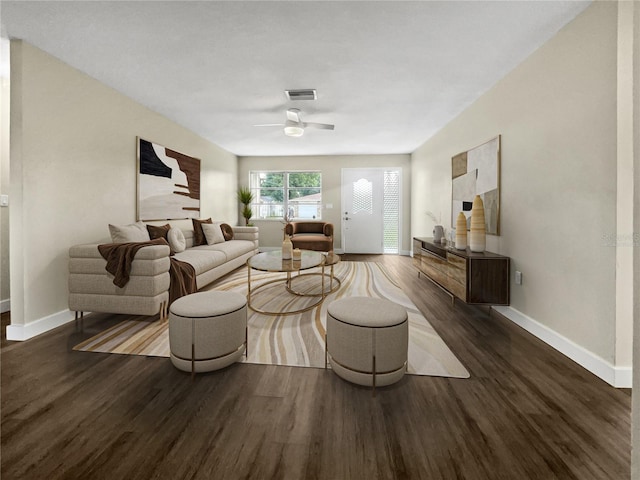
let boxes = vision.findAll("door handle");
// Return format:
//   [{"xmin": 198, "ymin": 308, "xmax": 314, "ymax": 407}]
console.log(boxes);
[{"xmin": 344, "ymin": 217, "xmax": 350, "ymax": 221}]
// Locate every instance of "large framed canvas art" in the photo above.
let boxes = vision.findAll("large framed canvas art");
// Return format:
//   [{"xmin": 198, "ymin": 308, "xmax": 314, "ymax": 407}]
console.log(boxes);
[
  {"xmin": 451, "ymin": 135, "xmax": 501, "ymax": 235},
  {"xmin": 137, "ymin": 138, "xmax": 201, "ymax": 221}
]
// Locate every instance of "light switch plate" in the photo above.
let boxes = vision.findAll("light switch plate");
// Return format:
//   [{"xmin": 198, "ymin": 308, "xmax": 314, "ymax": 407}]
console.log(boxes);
[
  {"xmin": 0, "ymin": 194, "xmax": 8, "ymax": 207},
  {"xmin": 515, "ymin": 271, "xmax": 522, "ymax": 285}
]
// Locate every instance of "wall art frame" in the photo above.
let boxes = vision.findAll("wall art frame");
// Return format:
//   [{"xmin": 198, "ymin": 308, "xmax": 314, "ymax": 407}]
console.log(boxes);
[
  {"xmin": 451, "ymin": 135, "xmax": 501, "ymax": 235},
  {"xmin": 137, "ymin": 137, "xmax": 201, "ymax": 221}
]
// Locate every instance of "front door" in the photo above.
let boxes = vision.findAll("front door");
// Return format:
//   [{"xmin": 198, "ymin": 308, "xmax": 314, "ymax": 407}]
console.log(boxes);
[{"xmin": 341, "ymin": 168, "xmax": 384, "ymax": 254}]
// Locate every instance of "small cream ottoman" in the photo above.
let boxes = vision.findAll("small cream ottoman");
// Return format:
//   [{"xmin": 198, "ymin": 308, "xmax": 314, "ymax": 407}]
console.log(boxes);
[
  {"xmin": 169, "ymin": 291, "xmax": 247, "ymax": 376},
  {"xmin": 326, "ymin": 296, "xmax": 408, "ymax": 391}
]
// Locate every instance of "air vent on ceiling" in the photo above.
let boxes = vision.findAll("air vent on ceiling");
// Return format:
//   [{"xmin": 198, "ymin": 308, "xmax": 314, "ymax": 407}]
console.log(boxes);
[{"xmin": 285, "ymin": 89, "xmax": 317, "ymax": 101}]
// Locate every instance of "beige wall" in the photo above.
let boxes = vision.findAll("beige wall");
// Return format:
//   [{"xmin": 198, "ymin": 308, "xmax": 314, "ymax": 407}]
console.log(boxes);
[
  {"xmin": 9, "ymin": 41, "xmax": 237, "ymax": 329},
  {"xmin": 238, "ymin": 155, "xmax": 411, "ymax": 252},
  {"xmin": 1, "ymin": 36, "xmax": 9, "ymax": 308},
  {"xmin": 411, "ymin": 2, "xmax": 619, "ymax": 363}
]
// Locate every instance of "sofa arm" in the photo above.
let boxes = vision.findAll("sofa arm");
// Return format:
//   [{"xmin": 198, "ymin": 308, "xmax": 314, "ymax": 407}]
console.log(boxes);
[
  {"xmin": 68, "ymin": 243, "xmax": 171, "ymax": 317},
  {"xmin": 323, "ymin": 223, "xmax": 334, "ymax": 237},
  {"xmin": 69, "ymin": 243, "xmax": 171, "ymax": 276},
  {"xmin": 69, "ymin": 243, "xmax": 170, "ymax": 261},
  {"xmin": 232, "ymin": 226, "xmax": 259, "ymax": 242},
  {"xmin": 285, "ymin": 223, "xmax": 294, "ymax": 236}
]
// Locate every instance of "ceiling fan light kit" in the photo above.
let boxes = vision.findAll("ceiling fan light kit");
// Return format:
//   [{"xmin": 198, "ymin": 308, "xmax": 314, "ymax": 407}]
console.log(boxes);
[
  {"xmin": 254, "ymin": 107, "xmax": 334, "ymax": 138},
  {"xmin": 284, "ymin": 121, "xmax": 305, "ymax": 137}
]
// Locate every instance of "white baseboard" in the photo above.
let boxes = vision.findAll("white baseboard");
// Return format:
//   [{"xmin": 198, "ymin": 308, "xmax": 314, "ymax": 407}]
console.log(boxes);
[
  {"xmin": 493, "ymin": 306, "xmax": 631, "ymax": 388},
  {"xmin": 6, "ymin": 309, "xmax": 75, "ymax": 341},
  {"xmin": 0, "ymin": 298, "xmax": 9, "ymax": 313}
]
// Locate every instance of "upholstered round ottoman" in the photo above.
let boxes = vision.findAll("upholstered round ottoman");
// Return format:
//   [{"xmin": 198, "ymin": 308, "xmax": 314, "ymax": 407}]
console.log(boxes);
[
  {"xmin": 169, "ymin": 291, "xmax": 247, "ymax": 376},
  {"xmin": 325, "ymin": 296, "xmax": 408, "ymax": 391}
]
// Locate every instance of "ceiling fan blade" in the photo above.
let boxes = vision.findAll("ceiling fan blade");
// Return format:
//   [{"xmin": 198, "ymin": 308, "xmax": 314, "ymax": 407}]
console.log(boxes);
[
  {"xmin": 286, "ymin": 108, "xmax": 301, "ymax": 123},
  {"xmin": 253, "ymin": 123, "xmax": 285, "ymax": 127},
  {"xmin": 303, "ymin": 122, "xmax": 335, "ymax": 130}
]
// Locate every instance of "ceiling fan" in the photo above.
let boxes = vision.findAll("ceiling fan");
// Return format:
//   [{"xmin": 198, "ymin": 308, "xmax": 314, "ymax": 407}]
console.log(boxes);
[{"xmin": 254, "ymin": 108, "xmax": 335, "ymax": 137}]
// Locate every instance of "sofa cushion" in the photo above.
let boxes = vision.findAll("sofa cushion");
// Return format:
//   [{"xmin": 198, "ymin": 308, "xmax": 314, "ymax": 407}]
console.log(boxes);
[
  {"xmin": 172, "ymin": 249, "xmax": 227, "ymax": 275},
  {"xmin": 221, "ymin": 223, "xmax": 234, "ymax": 241},
  {"xmin": 293, "ymin": 222, "xmax": 325, "ymax": 234},
  {"xmin": 192, "ymin": 218, "xmax": 212, "ymax": 246},
  {"xmin": 109, "ymin": 221, "xmax": 150, "ymax": 243},
  {"xmin": 197, "ymin": 239, "xmax": 256, "ymax": 261},
  {"xmin": 291, "ymin": 234, "xmax": 333, "ymax": 252},
  {"xmin": 147, "ymin": 223, "xmax": 171, "ymax": 241},
  {"xmin": 202, "ymin": 222, "xmax": 225, "ymax": 245},
  {"xmin": 167, "ymin": 228, "xmax": 186, "ymax": 253}
]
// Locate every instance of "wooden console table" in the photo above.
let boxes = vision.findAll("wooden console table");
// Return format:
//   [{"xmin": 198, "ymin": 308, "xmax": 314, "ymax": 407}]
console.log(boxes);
[{"xmin": 413, "ymin": 237, "xmax": 510, "ymax": 305}]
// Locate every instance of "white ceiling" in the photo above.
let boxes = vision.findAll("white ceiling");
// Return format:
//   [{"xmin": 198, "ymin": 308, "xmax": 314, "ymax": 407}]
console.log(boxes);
[{"xmin": 1, "ymin": 1, "xmax": 590, "ymax": 157}]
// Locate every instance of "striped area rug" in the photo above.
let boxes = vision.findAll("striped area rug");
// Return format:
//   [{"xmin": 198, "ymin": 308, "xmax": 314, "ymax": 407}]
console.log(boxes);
[{"xmin": 73, "ymin": 261, "xmax": 469, "ymax": 378}]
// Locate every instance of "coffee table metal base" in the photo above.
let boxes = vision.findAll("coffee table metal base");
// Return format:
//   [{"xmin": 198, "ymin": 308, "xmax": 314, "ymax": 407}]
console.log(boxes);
[
  {"xmin": 247, "ymin": 264, "xmax": 328, "ymax": 316},
  {"xmin": 285, "ymin": 271, "xmax": 341, "ymax": 297}
]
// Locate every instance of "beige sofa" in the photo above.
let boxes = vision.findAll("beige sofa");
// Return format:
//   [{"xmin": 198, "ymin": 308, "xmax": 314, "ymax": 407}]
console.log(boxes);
[{"xmin": 68, "ymin": 226, "xmax": 258, "ymax": 318}]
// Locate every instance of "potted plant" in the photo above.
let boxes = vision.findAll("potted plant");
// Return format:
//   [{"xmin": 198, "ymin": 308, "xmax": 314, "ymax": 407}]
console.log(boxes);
[{"xmin": 237, "ymin": 186, "xmax": 254, "ymax": 226}]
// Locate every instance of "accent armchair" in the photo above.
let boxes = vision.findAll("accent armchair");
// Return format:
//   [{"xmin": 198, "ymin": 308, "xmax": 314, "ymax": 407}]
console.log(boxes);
[{"xmin": 284, "ymin": 221, "xmax": 334, "ymax": 252}]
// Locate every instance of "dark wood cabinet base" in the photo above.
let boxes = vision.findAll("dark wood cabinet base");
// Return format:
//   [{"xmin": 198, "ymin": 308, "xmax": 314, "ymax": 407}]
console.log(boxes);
[{"xmin": 413, "ymin": 237, "xmax": 510, "ymax": 305}]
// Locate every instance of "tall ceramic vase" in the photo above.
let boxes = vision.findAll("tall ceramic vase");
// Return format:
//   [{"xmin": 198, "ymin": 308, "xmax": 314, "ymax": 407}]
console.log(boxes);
[
  {"xmin": 282, "ymin": 235, "xmax": 293, "ymax": 260},
  {"xmin": 455, "ymin": 212, "xmax": 468, "ymax": 250},
  {"xmin": 469, "ymin": 195, "xmax": 486, "ymax": 253}
]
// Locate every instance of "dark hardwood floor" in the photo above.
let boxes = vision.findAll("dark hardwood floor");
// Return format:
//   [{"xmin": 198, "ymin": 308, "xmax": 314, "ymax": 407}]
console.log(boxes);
[{"xmin": 1, "ymin": 255, "xmax": 630, "ymax": 479}]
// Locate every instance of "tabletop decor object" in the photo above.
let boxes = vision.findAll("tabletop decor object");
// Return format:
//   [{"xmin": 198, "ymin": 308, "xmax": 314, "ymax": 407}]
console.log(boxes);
[
  {"xmin": 469, "ymin": 195, "xmax": 486, "ymax": 252},
  {"xmin": 455, "ymin": 212, "xmax": 468, "ymax": 250}
]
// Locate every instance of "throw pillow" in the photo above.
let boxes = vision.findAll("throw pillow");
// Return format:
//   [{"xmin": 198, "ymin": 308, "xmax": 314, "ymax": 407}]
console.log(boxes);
[
  {"xmin": 192, "ymin": 218, "xmax": 212, "ymax": 246},
  {"xmin": 202, "ymin": 222, "xmax": 226, "ymax": 245},
  {"xmin": 109, "ymin": 221, "xmax": 151, "ymax": 243},
  {"xmin": 147, "ymin": 223, "xmax": 171, "ymax": 241},
  {"xmin": 167, "ymin": 228, "xmax": 186, "ymax": 253},
  {"xmin": 220, "ymin": 223, "xmax": 234, "ymax": 241}
]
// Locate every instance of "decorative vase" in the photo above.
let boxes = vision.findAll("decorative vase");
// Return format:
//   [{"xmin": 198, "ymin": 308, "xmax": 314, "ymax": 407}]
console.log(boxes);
[
  {"xmin": 433, "ymin": 225, "xmax": 444, "ymax": 243},
  {"xmin": 455, "ymin": 212, "xmax": 468, "ymax": 250},
  {"xmin": 282, "ymin": 235, "xmax": 293, "ymax": 260},
  {"xmin": 469, "ymin": 195, "xmax": 486, "ymax": 252}
]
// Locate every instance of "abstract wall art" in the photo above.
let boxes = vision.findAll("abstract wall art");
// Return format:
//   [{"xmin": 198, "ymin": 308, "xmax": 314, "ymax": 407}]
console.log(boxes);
[
  {"xmin": 451, "ymin": 135, "xmax": 501, "ymax": 235},
  {"xmin": 137, "ymin": 137, "xmax": 201, "ymax": 221}
]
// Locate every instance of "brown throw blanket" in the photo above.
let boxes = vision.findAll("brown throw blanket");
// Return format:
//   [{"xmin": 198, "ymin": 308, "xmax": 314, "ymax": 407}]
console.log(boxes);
[
  {"xmin": 168, "ymin": 257, "xmax": 197, "ymax": 304},
  {"xmin": 98, "ymin": 238, "xmax": 197, "ymax": 304}
]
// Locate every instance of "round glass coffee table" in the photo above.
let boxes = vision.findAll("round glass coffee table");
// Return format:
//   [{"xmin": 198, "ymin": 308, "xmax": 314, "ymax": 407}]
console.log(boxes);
[{"xmin": 247, "ymin": 250, "xmax": 339, "ymax": 316}]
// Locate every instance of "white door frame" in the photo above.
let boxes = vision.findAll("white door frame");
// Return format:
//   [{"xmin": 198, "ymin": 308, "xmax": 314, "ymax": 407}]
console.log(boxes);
[{"xmin": 340, "ymin": 167, "xmax": 402, "ymax": 254}]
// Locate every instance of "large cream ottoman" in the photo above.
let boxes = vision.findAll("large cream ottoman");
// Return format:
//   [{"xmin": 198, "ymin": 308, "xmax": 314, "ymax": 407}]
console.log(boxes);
[
  {"xmin": 326, "ymin": 296, "xmax": 408, "ymax": 391},
  {"xmin": 169, "ymin": 291, "xmax": 247, "ymax": 376}
]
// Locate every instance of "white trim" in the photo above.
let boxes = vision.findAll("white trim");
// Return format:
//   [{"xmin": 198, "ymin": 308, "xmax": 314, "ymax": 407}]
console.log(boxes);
[
  {"xmin": 614, "ymin": 366, "xmax": 633, "ymax": 388},
  {"xmin": 399, "ymin": 249, "xmax": 411, "ymax": 256},
  {"xmin": 493, "ymin": 305, "xmax": 632, "ymax": 388},
  {"xmin": 6, "ymin": 309, "xmax": 75, "ymax": 341},
  {"xmin": 0, "ymin": 298, "xmax": 9, "ymax": 313},
  {"xmin": 341, "ymin": 167, "xmax": 402, "ymax": 254}
]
